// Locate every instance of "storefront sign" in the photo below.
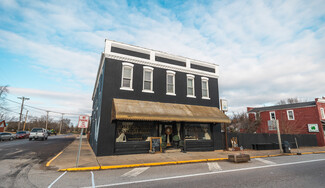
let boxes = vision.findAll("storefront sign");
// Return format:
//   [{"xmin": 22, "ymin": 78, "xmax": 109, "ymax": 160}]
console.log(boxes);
[
  {"xmin": 308, "ymin": 124, "xmax": 319, "ymax": 132},
  {"xmin": 150, "ymin": 137, "xmax": 162, "ymax": 153},
  {"xmin": 220, "ymin": 99, "xmax": 228, "ymax": 112}
]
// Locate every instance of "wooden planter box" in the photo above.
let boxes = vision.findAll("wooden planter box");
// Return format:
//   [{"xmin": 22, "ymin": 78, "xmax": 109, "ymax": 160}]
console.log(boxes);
[{"xmin": 228, "ymin": 154, "xmax": 250, "ymax": 163}]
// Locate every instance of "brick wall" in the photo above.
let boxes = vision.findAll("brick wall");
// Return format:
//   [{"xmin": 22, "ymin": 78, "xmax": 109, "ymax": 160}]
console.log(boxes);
[{"xmin": 252, "ymin": 105, "xmax": 325, "ymax": 146}]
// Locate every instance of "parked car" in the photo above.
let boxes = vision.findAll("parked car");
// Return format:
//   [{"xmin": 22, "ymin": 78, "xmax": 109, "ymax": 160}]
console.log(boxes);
[
  {"xmin": 16, "ymin": 131, "xmax": 30, "ymax": 139},
  {"xmin": 29, "ymin": 128, "xmax": 48, "ymax": 141},
  {"xmin": 0, "ymin": 132, "xmax": 15, "ymax": 141}
]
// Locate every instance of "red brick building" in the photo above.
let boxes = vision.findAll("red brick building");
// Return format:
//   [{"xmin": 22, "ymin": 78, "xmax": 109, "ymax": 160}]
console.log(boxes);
[{"xmin": 247, "ymin": 98, "xmax": 325, "ymax": 146}]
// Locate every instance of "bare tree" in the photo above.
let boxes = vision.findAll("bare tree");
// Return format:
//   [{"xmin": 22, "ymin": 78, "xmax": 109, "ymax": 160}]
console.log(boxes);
[
  {"xmin": 277, "ymin": 97, "xmax": 302, "ymax": 105},
  {"xmin": 230, "ymin": 112, "xmax": 261, "ymax": 133},
  {"xmin": 0, "ymin": 86, "xmax": 9, "ymax": 119}
]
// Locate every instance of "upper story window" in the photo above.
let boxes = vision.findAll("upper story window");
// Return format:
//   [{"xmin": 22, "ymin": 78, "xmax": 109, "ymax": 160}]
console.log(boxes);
[
  {"xmin": 201, "ymin": 77, "xmax": 209, "ymax": 99},
  {"xmin": 270, "ymin": 111, "xmax": 276, "ymax": 120},
  {"xmin": 120, "ymin": 62, "xmax": 134, "ymax": 91},
  {"xmin": 186, "ymin": 74, "xmax": 195, "ymax": 98},
  {"xmin": 321, "ymin": 108, "xmax": 325, "ymax": 119},
  {"xmin": 166, "ymin": 70, "xmax": 176, "ymax": 96},
  {"xmin": 142, "ymin": 66, "xmax": 154, "ymax": 93},
  {"xmin": 287, "ymin": 110, "xmax": 295, "ymax": 120}
]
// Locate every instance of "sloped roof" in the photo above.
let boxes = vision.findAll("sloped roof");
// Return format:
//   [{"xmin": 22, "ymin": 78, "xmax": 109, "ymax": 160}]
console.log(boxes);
[{"xmin": 248, "ymin": 101, "xmax": 316, "ymax": 113}]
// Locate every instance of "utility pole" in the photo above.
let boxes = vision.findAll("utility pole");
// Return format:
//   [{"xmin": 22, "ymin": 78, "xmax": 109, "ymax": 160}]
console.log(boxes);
[
  {"xmin": 23, "ymin": 110, "xmax": 28, "ymax": 131},
  {"xmin": 59, "ymin": 113, "xmax": 64, "ymax": 134},
  {"xmin": 18, "ymin": 96, "xmax": 30, "ymax": 131},
  {"xmin": 45, "ymin": 111, "xmax": 49, "ymax": 130},
  {"xmin": 276, "ymin": 120, "xmax": 283, "ymax": 153}
]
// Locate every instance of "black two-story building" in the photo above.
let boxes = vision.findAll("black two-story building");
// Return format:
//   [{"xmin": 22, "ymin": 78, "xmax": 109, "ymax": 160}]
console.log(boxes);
[{"xmin": 90, "ymin": 39, "xmax": 230, "ymax": 156}]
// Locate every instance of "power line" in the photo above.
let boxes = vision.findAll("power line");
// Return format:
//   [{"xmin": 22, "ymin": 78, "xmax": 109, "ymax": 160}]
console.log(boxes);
[
  {"xmin": 0, "ymin": 106, "xmax": 21, "ymax": 115},
  {"xmin": 4, "ymin": 98, "xmax": 89, "ymax": 116}
]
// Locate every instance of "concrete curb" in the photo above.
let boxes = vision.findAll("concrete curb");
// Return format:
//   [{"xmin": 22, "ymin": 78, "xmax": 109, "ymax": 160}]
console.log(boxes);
[{"xmin": 56, "ymin": 151, "xmax": 325, "ymax": 172}]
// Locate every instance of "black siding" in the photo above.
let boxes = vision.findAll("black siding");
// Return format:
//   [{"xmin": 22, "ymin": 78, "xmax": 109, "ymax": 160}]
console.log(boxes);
[
  {"xmin": 190, "ymin": 64, "xmax": 215, "ymax": 73},
  {"xmin": 111, "ymin": 46, "xmax": 150, "ymax": 60},
  {"xmin": 115, "ymin": 141, "xmax": 150, "ymax": 155},
  {"xmin": 155, "ymin": 56, "xmax": 186, "ymax": 67},
  {"xmin": 185, "ymin": 140, "xmax": 214, "ymax": 151}
]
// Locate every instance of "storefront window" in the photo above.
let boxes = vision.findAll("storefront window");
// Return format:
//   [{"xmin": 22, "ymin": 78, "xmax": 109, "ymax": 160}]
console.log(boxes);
[
  {"xmin": 116, "ymin": 121, "xmax": 158, "ymax": 142},
  {"xmin": 184, "ymin": 123, "xmax": 211, "ymax": 140}
]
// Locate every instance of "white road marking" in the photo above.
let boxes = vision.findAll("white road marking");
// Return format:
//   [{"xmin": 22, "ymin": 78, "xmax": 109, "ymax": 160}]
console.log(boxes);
[
  {"xmin": 9, "ymin": 150, "xmax": 23, "ymax": 155},
  {"xmin": 48, "ymin": 171, "xmax": 67, "ymax": 188},
  {"xmin": 81, "ymin": 158, "xmax": 325, "ymax": 188},
  {"xmin": 91, "ymin": 171, "xmax": 95, "ymax": 188},
  {"xmin": 255, "ymin": 158, "xmax": 276, "ymax": 165},
  {"xmin": 121, "ymin": 167, "xmax": 150, "ymax": 177},
  {"xmin": 207, "ymin": 162, "xmax": 222, "ymax": 171}
]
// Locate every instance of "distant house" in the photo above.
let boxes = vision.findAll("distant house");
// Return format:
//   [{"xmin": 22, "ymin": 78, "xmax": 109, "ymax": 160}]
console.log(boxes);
[{"xmin": 247, "ymin": 98, "xmax": 325, "ymax": 146}]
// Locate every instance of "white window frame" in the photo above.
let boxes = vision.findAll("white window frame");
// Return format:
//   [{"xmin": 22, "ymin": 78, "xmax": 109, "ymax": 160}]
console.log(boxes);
[
  {"xmin": 287, "ymin": 110, "xmax": 295, "ymax": 120},
  {"xmin": 142, "ymin": 66, "xmax": 154, "ymax": 93},
  {"xmin": 166, "ymin": 70, "xmax": 176, "ymax": 96},
  {"xmin": 321, "ymin": 108, "xmax": 325, "ymax": 119},
  {"xmin": 270, "ymin": 111, "xmax": 276, "ymax": 120},
  {"xmin": 201, "ymin": 77, "xmax": 210, "ymax": 100},
  {"xmin": 186, "ymin": 74, "xmax": 196, "ymax": 98},
  {"xmin": 120, "ymin": 62, "xmax": 134, "ymax": 91}
]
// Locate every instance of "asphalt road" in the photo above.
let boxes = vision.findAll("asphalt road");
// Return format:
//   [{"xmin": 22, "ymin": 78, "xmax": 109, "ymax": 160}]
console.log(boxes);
[
  {"xmin": 1, "ymin": 137, "xmax": 325, "ymax": 188},
  {"xmin": 0, "ymin": 135, "xmax": 75, "ymax": 188},
  {"xmin": 31, "ymin": 153, "xmax": 325, "ymax": 188}
]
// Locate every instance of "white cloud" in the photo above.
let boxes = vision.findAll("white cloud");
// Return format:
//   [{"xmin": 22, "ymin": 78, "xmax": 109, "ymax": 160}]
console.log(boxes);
[
  {"xmin": 8, "ymin": 87, "xmax": 91, "ymax": 116},
  {"xmin": 1, "ymin": 0, "xmax": 325, "ymax": 120}
]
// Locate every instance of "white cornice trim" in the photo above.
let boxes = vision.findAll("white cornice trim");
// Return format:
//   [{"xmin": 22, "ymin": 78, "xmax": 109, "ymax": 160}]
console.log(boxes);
[
  {"xmin": 106, "ymin": 53, "xmax": 219, "ymax": 79},
  {"xmin": 105, "ymin": 39, "xmax": 219, "ymax": 66}
]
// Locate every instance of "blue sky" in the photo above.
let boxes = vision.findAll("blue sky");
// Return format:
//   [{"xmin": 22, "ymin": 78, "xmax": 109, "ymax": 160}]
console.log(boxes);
[{"xmin": 1, "ymin": 0, "xmax": 325, "ymax": 124}]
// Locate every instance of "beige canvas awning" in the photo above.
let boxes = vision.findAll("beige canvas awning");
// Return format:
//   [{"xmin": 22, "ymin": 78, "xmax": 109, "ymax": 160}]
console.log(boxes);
[{"xmin": 111, "ymin": 98, "xmax": 231, "ymax": 124}]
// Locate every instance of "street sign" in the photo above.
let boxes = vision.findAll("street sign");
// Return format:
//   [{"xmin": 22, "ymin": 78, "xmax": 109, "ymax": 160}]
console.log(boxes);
[{"xmin": 78, "ymin": 115, "xmax": 89, "ymax": 128}]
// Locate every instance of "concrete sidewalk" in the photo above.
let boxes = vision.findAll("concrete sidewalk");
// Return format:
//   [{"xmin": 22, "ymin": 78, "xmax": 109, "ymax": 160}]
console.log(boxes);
[
  {"xmin": 47, "ymin": 137, "xmax": 325, "ymax": 171},
  {"xmin": 48, "ymin": 135, "xmax": 100, "ymax": 170}
]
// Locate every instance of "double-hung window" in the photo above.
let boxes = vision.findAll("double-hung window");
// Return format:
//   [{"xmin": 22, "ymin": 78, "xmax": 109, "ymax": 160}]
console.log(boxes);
[
  {"xmin": 166, "ymin": 70, "xmax": 175, "ymax": 95},
  {"xmin": 287, "ymin": 110, "xmax": 295, "ymax": 120},
  {"xmin": 187, "ymin": 74, "xmax": 195, "ymax": 98},
  {"xmin": 201, "ymin": 77, "xmax": 209, "ymax": 99},
  {"xmin": 142, "ymin": 66, "xmax": 154, "ymax": 93},
  {"xmin": 120, "ymin": 62, "xmax": 134, "ymax": 91}
]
